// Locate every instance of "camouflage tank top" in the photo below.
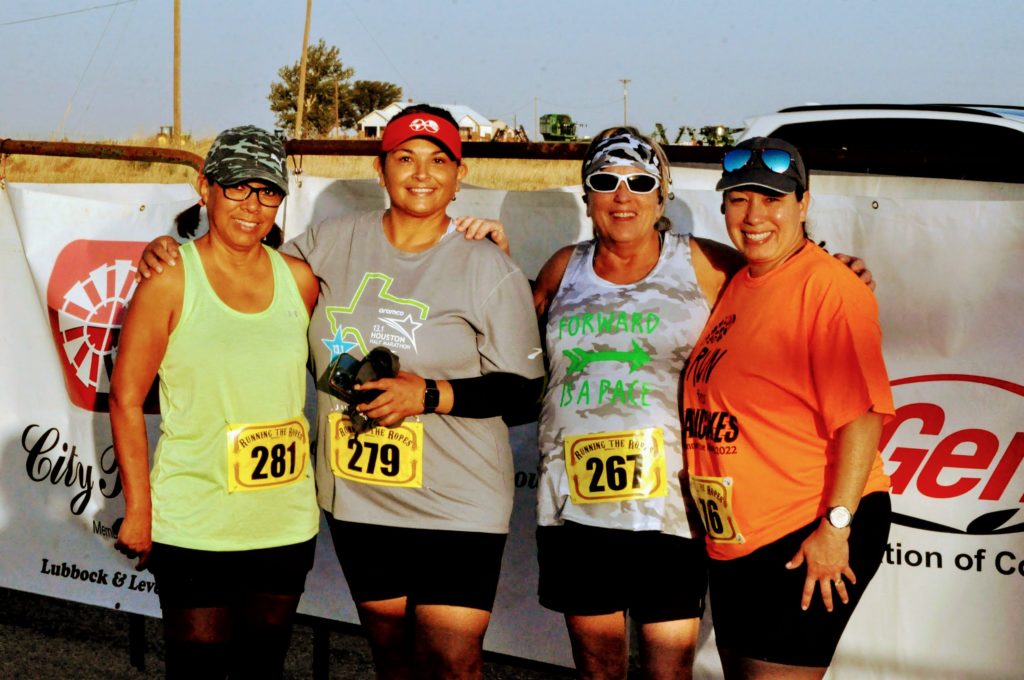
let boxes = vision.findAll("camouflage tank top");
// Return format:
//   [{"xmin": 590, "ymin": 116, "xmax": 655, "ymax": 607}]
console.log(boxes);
[{"xmin": 537, "ymin": 232, "xmax": 710, "ymax": 536}]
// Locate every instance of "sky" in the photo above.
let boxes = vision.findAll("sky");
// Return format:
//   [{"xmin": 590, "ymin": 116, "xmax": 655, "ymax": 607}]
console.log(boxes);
[{"xmin": 1, "ymin": 0, "xmax": 1021, "ymax": 141}]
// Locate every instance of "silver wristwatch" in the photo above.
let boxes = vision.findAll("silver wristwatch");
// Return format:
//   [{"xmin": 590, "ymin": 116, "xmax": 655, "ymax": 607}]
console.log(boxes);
[{"xmin": 825, "ymin": 505, "xmax": 853, "ymax": 529}]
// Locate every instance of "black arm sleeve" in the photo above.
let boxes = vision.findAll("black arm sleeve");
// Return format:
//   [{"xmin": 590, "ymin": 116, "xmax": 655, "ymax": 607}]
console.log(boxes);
[{"xmin": 446, "ymin": 373, "xmax": 544, "ymax": 424}]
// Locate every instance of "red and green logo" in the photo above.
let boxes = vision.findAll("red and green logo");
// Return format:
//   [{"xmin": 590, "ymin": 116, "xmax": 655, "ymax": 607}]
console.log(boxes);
[{"xmin": 46, "ymin": 240, "xmax": 157, "ymax": 413}]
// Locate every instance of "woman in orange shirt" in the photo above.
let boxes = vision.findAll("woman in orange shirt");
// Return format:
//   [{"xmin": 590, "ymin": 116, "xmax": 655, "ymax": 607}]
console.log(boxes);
[{"xmin": 684, "ymin": 136, "xmax": 893, "ymax": 679}]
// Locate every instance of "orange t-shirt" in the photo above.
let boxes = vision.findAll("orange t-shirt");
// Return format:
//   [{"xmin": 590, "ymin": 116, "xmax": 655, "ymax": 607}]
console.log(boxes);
[{"xmin": 683, "ymin": 242, "xmax": 893, "ymax": 560}]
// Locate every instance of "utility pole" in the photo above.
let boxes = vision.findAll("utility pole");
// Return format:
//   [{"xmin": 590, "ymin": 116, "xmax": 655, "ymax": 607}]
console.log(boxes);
[
  {"xmin": 172, "ymin": 0, "xmax": 181, "ymax": 145},
  {"xmin": 619, "ymin": 79, "xmax": 630, "ymax": 126},
  {"xmin": 333, "ymin": 79, "xmax": 339, "ymax": 135},
  {"xmin": 295, "ymin": 0, "xmax": 313, "ymax": 138}
]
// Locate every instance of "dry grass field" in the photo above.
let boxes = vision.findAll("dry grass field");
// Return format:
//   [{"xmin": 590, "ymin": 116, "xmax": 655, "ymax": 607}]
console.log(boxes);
[{"xmin": 3, "ymin": 137, "xmax": 580, "ymax": 191}]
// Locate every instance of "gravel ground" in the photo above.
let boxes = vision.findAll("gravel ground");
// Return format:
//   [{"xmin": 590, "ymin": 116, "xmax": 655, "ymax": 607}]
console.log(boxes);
[{"xmin": 0, "ymin": 587, "xmax": 576, "ymax": 679}]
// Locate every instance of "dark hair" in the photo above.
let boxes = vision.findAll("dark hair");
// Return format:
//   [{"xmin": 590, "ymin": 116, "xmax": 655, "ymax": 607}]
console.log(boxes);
[
  {"xmin": 391, "ymin": 103, "xmax": 459, "ymax": 128},
  {"xmin": 174, "ymin": 198, "xmax": 283, "ymax": 249},
  {"xmin": 379, "ymin": 104, "xmax": 462, "ymax": 164}
]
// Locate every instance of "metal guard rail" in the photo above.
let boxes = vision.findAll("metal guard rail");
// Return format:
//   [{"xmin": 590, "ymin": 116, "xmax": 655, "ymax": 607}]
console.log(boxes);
[{"xmin": 1, "ymin": 138, "xmax": 1019, "ymax": 183}]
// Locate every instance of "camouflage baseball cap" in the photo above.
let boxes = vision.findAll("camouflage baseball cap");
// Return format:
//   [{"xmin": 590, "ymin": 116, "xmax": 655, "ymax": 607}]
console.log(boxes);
[{"xmin": 202, "ymin": 125, "xmax": 289, "ymax": 195}]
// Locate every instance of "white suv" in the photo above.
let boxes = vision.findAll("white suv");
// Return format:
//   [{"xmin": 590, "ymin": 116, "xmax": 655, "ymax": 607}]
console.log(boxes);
[{"xmin": 736, "ymin": 104, "xmax": 1024, "ymax": 184}]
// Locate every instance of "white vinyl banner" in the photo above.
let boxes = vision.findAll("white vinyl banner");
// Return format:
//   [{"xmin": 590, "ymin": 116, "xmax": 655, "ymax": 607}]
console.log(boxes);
[{"xmin": 1, "ymin": 173, "xmax": 1022, "ymax": 679}]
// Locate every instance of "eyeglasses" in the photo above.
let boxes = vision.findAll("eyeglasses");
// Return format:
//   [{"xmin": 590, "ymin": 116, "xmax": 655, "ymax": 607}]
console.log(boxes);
[
  {"xmin": 220, "ymin": 182, "xmax": 285, "ymax": 207},
  {"xmin": 584, "ymin": 172, "xmax": 661, "ymax": 194},
  {"xmin": 722, "ymin": 148, "xmax": 793, "ymax": 175}
]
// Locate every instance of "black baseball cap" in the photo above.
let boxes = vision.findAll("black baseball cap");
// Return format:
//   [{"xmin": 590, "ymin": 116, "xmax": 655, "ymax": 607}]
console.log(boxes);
[{"xmin": 715, "ymin": 136, "xmax": 807, "ymax": 195}]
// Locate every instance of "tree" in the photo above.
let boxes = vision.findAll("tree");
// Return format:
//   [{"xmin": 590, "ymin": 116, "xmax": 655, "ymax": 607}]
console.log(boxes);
[
  {"xmin": 349, "ymin": 80, "xmax": 403, "ymax": 121},
  {"xmin": 268, "ymin": 39, "xmax": 402, "ymax": 136}
]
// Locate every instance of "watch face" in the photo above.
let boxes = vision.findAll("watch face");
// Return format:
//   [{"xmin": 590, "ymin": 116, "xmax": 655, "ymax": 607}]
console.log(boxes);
[
  {"xmin": 828, "ymin": 506, "xmax": 852, "ymax": 528},
  {"xmin": 423, "ymin": 380, "xmax": 440, "ymax": 412}
]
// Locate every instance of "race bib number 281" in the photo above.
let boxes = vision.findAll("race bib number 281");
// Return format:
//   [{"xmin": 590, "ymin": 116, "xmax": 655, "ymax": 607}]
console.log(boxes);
[{"xmin": 227, "ymin": 417, "xmax": 309, "ymax": 493}]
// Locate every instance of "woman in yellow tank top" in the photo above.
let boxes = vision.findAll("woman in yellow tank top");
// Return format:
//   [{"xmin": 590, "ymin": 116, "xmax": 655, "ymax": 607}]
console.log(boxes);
[{"xmin": 110, "ymin": 126, "xmax": 320, "ymax": 679}]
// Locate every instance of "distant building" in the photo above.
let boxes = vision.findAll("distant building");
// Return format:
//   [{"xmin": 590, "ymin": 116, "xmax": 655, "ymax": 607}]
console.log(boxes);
[{"xmin": 357, "ymin": 102, "xmax": 495, "ymax": 140}]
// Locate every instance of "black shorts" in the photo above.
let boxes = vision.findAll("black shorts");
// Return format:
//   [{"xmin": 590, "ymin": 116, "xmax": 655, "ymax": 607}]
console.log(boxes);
[
  {"xmin": 327, "ymin": 516, "xmax": 507, "ymax": 612},
  {"xmin": 149, "ymin": 536, "xmax": 317, "ymax": 610},
  {"xmin": 708, "ymin": 492, "xmax": 891, "ymax": 667},
  {"xmin": 536, "ymin": 521, "xmax": 707, "ymax": 623}
]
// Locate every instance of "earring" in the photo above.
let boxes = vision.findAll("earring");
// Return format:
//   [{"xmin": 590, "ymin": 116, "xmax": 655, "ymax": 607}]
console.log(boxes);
[{"xmin": 451, "ymin": 195, "xmax": 457, "ymax": 202}]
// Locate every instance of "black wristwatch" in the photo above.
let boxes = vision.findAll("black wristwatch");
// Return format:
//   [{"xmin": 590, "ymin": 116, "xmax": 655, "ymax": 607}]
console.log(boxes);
[{"xmin": 423, "ymin": 379, "xmax": 440, "ymax": 414}]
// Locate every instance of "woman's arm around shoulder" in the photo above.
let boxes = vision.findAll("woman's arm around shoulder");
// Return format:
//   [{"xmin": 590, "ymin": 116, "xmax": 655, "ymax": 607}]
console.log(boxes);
[
  {"xmin": 690, "ymin": 236, "xmax": 746, "ymax": 307},
  {"xmin": 533, "ymin": 245, "xmax": 576, "ymax": 319},
  {"xmin": 282, "ymin": 253, "xmax": 319, "ymax": 315}
]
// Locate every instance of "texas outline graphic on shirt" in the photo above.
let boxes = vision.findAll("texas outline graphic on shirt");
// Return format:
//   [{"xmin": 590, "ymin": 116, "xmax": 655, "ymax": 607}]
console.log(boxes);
[{"xmin": 321, "ymin": 272, "xmax": 430, "ymax": 359}]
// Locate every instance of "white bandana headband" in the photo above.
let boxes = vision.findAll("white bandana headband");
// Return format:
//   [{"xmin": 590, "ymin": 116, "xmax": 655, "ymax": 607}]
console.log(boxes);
[{"xmin": 582, "ymin": 133, "xmax": 661, "ymax": 181}]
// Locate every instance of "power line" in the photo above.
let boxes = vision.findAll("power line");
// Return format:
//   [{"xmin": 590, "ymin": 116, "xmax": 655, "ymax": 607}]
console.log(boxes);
[
  {"xmin": 78, "ymin": 0, "xmax": 138, "ymax": 132},
  {"xmin": 0, "ymin": 1, "xmax": 136, "ymax": 28},
  {"xmin": 57, "ymin": 2, "xmax": 121, "ymax": 137},
  {"xmin": 341, "ymin": 0, "xmax": 410, "ymax": 97}
]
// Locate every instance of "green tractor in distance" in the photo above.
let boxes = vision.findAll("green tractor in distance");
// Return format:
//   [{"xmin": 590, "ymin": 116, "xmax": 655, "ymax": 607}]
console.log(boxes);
[{"xmin": 539, "ymin": 113, "xmax": 578, "ymax": 142}]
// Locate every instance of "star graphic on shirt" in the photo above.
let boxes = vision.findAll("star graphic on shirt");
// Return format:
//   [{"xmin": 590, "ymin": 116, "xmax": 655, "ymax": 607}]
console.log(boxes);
[
  {"xmin": 322, "ymin": 328, "xmax": 359, "ymax": 360},
  {"xmin": 379, "ymin": 313, "xmax": 423, "ymax": 352}
]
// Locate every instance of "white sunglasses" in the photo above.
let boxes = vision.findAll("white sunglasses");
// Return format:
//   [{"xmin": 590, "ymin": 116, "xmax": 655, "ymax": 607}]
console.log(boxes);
[{"xmin": 584, "ymin": 172, "xmax": 661, "ymax": 194}]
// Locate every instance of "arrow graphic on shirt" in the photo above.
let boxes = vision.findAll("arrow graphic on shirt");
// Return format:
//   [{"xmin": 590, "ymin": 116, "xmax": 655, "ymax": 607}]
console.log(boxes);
[{"xmin": 563, "ymin": 340, "xmax": 652, "ymax": 374}]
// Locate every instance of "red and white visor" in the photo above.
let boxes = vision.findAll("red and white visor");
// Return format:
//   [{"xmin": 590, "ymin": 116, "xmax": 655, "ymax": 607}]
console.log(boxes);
[{"xmin": 381, "ymin": 113, "xmax": 462, "ymax": 161}]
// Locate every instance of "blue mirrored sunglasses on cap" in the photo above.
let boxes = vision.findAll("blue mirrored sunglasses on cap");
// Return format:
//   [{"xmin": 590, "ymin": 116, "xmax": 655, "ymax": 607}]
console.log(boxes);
[
  {"xmin": 584, "ymin": 171, "xmax": 661, "ymax": 194},
  {"xmin": 722, "ymin": 148, "xmax": 793, "ymax": 174}
]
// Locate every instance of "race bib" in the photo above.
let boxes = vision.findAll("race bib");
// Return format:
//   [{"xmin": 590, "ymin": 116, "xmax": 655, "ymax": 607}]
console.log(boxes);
[
  {"xmin": 328, "ymin": 413, "xmax": 424, "ymax": 488},
  {"xmin": 565, "ymin": 428, "xmax": 667, "ymax": 504},
  {"xmin": 688, "ymin": 474, "xmax": 744, "ymax": 543},
  {"xmin": 226, "ymin": 417, "xmax": 309, "ymax": 493}
]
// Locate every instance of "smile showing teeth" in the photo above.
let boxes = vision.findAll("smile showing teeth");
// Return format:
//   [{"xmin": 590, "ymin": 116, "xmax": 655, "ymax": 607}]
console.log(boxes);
[
  {"xmin": 611, "ymin": 212, "xmax": 636, "ymax": 219},
  {"xmin": 409, "ymin": 188, "xmax": 434, "ymax": 195},
  {"xmin": 744, "ymin": 231, "xmax": 771, "ymax": 243}
]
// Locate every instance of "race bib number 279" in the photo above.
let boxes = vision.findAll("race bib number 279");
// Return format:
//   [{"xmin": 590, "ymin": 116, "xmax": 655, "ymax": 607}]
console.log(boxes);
[{"xmin": 328, "ymin": 413, "xmax": 424, "ymax": 487}]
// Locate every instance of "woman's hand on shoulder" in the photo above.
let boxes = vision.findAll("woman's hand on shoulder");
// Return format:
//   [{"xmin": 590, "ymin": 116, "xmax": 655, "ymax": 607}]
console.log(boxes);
[
  {"xmin": 126, "ymin": 256, "xmax": 184, "ymax": 331},
  {"xmin": 833, "ymin": 252, "xmax": 875, "ymax": 291},
  {"xmin": 785, "ymin": 521, "xmax": 857, "ymax": 612},
  {"xmin": 134, "ymin": 236, "xmax": 181, "ymax": 282},
  {"xmin": 453, "ymin": 216, "xmax": 510, "ymax": 256}
]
